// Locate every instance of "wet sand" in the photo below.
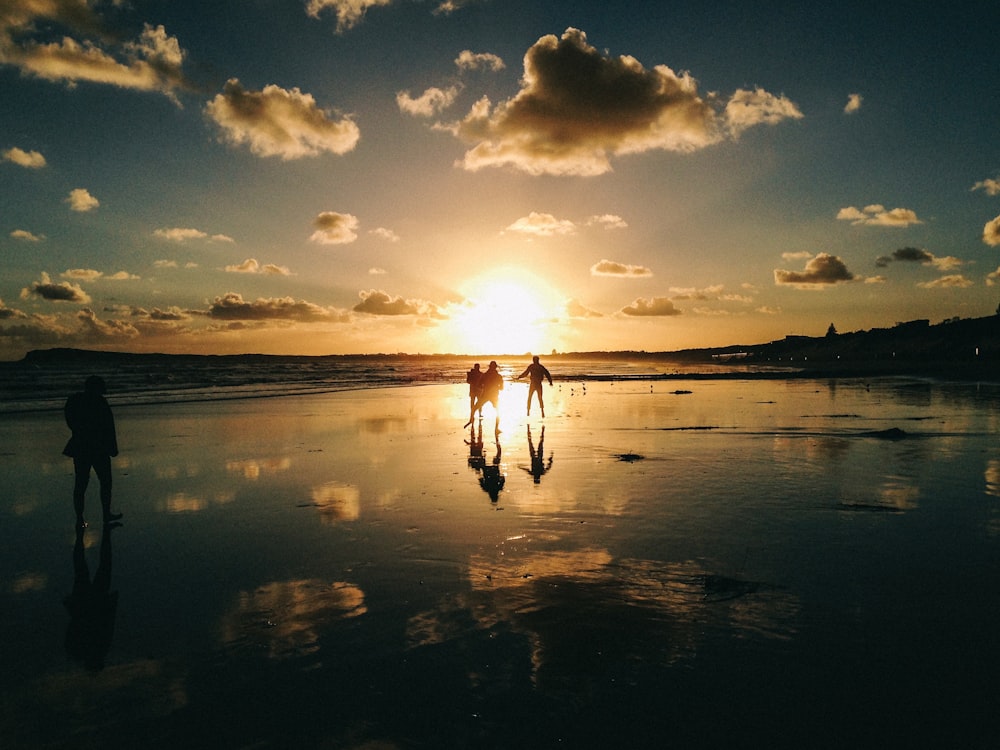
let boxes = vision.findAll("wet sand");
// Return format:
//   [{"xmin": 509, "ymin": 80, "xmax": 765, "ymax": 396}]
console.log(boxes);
[{"xmin": 2, "ymin": 378, "xmax": 999, "ymax": 748}]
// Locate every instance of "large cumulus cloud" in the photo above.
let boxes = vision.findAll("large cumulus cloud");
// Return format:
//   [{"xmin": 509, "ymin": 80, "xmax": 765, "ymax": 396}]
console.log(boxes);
[{"xmin": 450, "ymin": 28, "xmax": 801, "ymax": 176}]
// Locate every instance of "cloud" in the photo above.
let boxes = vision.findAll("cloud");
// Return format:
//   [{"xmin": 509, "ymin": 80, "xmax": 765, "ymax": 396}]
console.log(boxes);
[
  {"xmin": 670, "ymin": 284, "xmax": 727, "ymax": 300},
  {"xmin": 620, "ymin": 297, "xmax": 681, "ymax": 317},
  {"xmin": 586, "ymin": 214, "xmax": 628, "ymax": 229},
  {"xmin": 451, "ymin": 28, "xmax": 801, "ymax": 176},
  {"xmin": 106, "ymin": 270, "xmax": 140, "ymax": 280},
  {"xmin": 20, "ymin": 272, "xmax": 91, "ymax": 303},
  {"xmin": 0, "ymin": 298, "xmax": 28, "ymax": 320},
  {"xmin": 77, "ymin": 308, "xmax": 140, "ymax": 340},
  {"xmin": 844, "ymin": 93, "xmax": 863, "ymax": 114},
  {"xmin": 66, "ymin": 187, "xmax": 99, "ymax": 212},
  {"xmin": 204, "ymin": 292, "xmax": 346, "ymax": 322},
  {"xmin": 874, "ymin": 246, "xmax": 961, "ymax": 271},
  {"xmin": 10, "ymin": 229, "xmax": 43, "ymax": 242},
  {"xmin": 455, "ymin": 50, "xmax": 505, "ymax": 71},
  {"xmin": 987, "ymin": 267, "xmax": 1000, "ymax": 287},
  {"xmin": 369, "ymin": 267, "xmax": 387, "ymax": 275},
  {"xmin": 206, "ymin": 79, "xmax": 360, "ymax": 160},
  {"xmin": 983, "ymin": 214, "xmax": 1000, "ymax": 246},
  {"xmin": 436, "ymin": 0, "xmax": 479, "ymax": 13},
  {"xmin": 224, "ymin": 258, "xmax": 291, "ymax": 275},
  {"xmin": 397, "ymin": 85, "xmax": 460, "ymax": 117},
  {"xmin": 505, "ymin": 212, "xmax": 576, "ymax": 236},
  {"xmin": 154, "ymin": 227, "xmax": 234, "ymax": 242},
  {"xmin": 0, "ymin": 5, "xmax": 189, "ymax": 102},
  {"xmin": 724, "ymin": 87, "xmax": 803, "ymax": 136},
  {"xmin": 2, "ymin": 147, "xmax": 46, "ymax": 168},
  {"xmin": 590, "ymin": 259, "xmax": 652, "ymax": 277},
  {"xmin": 836, "ymin": 204, "xmax": 922, "ymax": 227},
  {"xmin": 61, "ymin": 268, "xmax": 103, "ymax": 281},
  {"xmin": 310, "ymin": 211, "xmax": 359, "ymax": 244},
  {"xmin": 370, "ymin": 227, "xmax": 399, "ymax": 242},
  {"xmin": 565, "ymin": 298, "xmax": 603, "ymax": 318},
  {"xmin": 971, "ymin": 177, "xmax": 1000, "ymax": 197},
  {"xmin": 305, "ymin": 0, "xmax": 393, "ymax": 32},
  {"xmin": 774, "ymin": 253, "xmax": 856, "ymax": 287},
  {"xmin": 352, "ymin": 289, "xmax": 442, "ymax": 318},
  {"xmin": 917, "ymin": 275, "xmax": 973, "ymax": 289}
]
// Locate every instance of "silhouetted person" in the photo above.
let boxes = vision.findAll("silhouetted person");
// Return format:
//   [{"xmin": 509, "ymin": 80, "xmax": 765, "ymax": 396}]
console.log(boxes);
[
  {"xmin": 64, "ymin": 522, "xmax": 119, "ymax": 671},
  {"xmin": 479, "ymin": 439, "xmax": 505, "ymax": 502},
  {"xmin": 516, "ymin": 355, "xmax": 553, "ymax": 417},
  {"xmin": 63, "ymin": 375, "xmax": 121, "ymax": 529},
  {"xmin": 465, "ymin": 363, "xmax": 483, "ymax": 420},
  {"xmin": 520, "ymin": 424, "xmax": 553, "ymax": 484},
  {"xmin": 468, "ymin": 360, "xmax": 504, "ymax": 432}
]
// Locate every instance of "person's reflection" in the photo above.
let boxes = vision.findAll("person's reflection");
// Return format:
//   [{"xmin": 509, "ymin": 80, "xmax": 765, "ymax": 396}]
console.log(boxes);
[
  {"xmin": 520, "ymin": 424, "xmax": 553, "ymax": 484},
  {"xmin": 64, "ymin": 522, "xmax": 119, "ymax": 671},
  {"xmin": 479, "ymin": 438, "xmax": 505, "ymax": 502},
  {"xmin": 466, "ymin": 421, "xmax": 486, "ymax": 472}
]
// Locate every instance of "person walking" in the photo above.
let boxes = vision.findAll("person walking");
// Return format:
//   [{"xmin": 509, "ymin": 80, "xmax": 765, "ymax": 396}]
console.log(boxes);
[
  {"xmin": 63, "ymin": 375, "xmax": 122, "ymax": 529},
  {"xmin": 517, "ymin": 355, "xmax": 553, "ymax": 417},
  {"xmin": 467, "ymin": 360, "xmax": 504, "ymax": 431}
]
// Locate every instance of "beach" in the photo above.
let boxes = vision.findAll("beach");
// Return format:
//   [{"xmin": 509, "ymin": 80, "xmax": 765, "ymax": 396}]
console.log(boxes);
[{"xmin": 2, "ymin": 375, "xmax": 999, "ymax": 748}]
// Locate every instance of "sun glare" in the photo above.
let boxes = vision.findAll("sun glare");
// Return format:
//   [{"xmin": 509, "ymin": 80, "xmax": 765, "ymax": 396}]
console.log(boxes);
[{"xmin": 449, "ymin": 268, "xmax": 559, "ymax": 355}]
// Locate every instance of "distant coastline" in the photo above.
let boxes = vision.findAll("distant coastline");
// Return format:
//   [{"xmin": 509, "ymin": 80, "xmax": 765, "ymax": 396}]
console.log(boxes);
[{"xmin": 13, "ymin": 312, "xmax": 1000, "ymax": 380}]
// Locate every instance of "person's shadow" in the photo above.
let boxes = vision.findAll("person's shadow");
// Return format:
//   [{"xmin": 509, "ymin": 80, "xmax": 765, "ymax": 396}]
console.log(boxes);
[
  {"xmin": 520, "ymin": 425, "xmax": 553, "ymax": 484},
  {"xmin": 64, "ymin": 523, "xmax": 120, "ymax": 671}
]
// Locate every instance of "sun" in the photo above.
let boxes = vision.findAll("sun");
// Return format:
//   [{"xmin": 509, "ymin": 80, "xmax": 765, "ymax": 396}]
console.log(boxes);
[{"xmin": 448, "ymin": 267, "xmax": 560, "ymax": 355}]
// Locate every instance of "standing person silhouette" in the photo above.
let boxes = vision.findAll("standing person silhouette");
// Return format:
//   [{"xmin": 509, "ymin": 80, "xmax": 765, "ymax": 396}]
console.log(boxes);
[
  {"xmin": 517, "ymin": 355, "xmax": 553, "ymax": 417},
  {"xmin": 468, "ymin": 360, "xmax": 504, "ymax": 432},
  {"xmin": 465, "ymin": 363, "xmax": 483, "ymax": 421},
  {"xmin": 63, "ymin": 375, "xmax": 122, "ymax": 529}
]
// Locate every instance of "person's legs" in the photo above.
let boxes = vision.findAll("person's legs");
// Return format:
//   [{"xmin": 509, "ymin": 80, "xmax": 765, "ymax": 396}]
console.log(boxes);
[
  {"xmin": 538, "ymin": 388, "xmax": 545, "ymax": 418},
  {"xmin": 72, "ymin": 456, "xmax": 92, "ymax": 527},
  {"xmin": 91, "ymin": 455, "xmax": 121, "ymax": 524}
]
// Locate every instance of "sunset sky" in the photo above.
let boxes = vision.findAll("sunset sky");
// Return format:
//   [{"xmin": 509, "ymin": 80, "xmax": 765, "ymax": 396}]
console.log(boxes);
[{"xmin": 2, "ymin": 0, "xmax": 999, "ymax": 359}]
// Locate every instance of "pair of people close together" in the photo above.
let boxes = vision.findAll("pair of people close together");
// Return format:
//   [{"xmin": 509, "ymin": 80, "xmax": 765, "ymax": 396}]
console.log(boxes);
[{"xmin": 465, "ymin": 356, "xmax": 553, "ymax": 429}]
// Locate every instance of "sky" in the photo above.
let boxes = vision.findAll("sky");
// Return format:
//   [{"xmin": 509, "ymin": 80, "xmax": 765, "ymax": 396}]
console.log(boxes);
[{"xmin": 2, "ymin": 0, "xmax": 999, "ymax": 359}]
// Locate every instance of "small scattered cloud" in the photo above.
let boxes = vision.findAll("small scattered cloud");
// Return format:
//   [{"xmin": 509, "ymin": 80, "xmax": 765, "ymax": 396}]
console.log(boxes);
[
  {"xmin": 306, "ymin": 0, "xmax": 393, "ymax": 33},
  {"xmin": 10, "ymin": 229, "xmax": 44, "ymax": 242},
  {"xmin": 397, "ymin": 86, "xmax": 460, "ymax": 117},
  {"xmin": 436, "ymin": 0, "xmax": 479, "ymax": 15},
  {"xmin": 455, "ymin": 50, "xmax": 505, "ymax": 71},
  {"xmin": 620, "ymin": 297, "xmax": 681, "ymax": 317},
  {"xmin": 106, "ymin": 270, "xmax": 140, "ymax": 281},
  {"xmin": 875, "ymin": 246, "xmax": 962, "ymax": 271},
  {"xmin": 774, "ymin": 253, "xmax": 856, "ymax": 287},
  {"xmin": 986, "ymin": 267, "xmax": 1000, "ymax": 287},
  {"xmin": 66, "ymin": 188, "xmax": 99, "ymax": 212},
  {"xmin": 206, "ymin": 79, "xmax": 360, "ymax": 160},
  {"xmin": 983, "ymin": 214, "xmax": 1000, "ymax": 246},
  {"xmin": 2, "ymin": 147, "xmax": 46, "ymax": 168},
  {"xmin": 153, "ymin": 259, "xmax": 179, "ymax": 268},
  {"xmin": 77, "ymin": 308, "xmax": 140, "ymax": 340},
  {"xmin": 971, "ymin": 177, "xmax": 1000, "ymax": 197},
  {"xmin": 204, "ymin": 292, "xmax": 346, "ymax": 322},
  {"xmin": 225, "ymin": 258, "xmax": 291, "ymax": 275},
  {"xmin": 586, "ymin": 214, "xmax": 628, "ymax": 230},
  {"xmin": 370, "ymin": 228, "xmax": 400, "ymax": 242},
  {"xmin": 505, "ymin": 212, "xmax": 576, "ymax": 236},
  {"xmin": 837, "ymin": 204, "xmax": 922, "ymax": 227},
  {"xmin": 20, "ymin": 272, "xmax": 91, "ymax": 303},
  {"xmin": 590, "ymin": 259, "xmax": 652, "ymax": 277},
  {"xmin": 917, "ymin": 275, "xmax": 973, "ymax": 289},
  {"xmin": 670, "ymin": 284, "xmax": 727, "ymax": 300},
  {"xmin": 565, "ymin": 298, "xmax": 603, "ymax": 318},
  {"xmin": 154, "ymin": 227, "xmax": 234, "ymax": 242},
  {"xmin": 353, "ymin": 289, "xmax": 440, "ymax": 317},
  {"xmin": 844, "ymin": 93, "xmax": 863, "ymax": 114},
  {"xmin": 781, "ymin": 251, "xmax": 813, "ymax": 261},
  {"xmin": 310, "ymin": 212, "xmax": 359, "ymax": 245},
  {"xmin": 451, "ymin": 28, "xmax": 801, "ymax": 176},
  {"xmin": 0, "ymin": 298, "xmax": 28, "ymax": 320},
  {"xmin": 369, "ymin": 267, "xmax": 387, "ymax": 275},
  {"xmin": 61, "ymin": 268, "xmax": 103, "ymax": 281}
]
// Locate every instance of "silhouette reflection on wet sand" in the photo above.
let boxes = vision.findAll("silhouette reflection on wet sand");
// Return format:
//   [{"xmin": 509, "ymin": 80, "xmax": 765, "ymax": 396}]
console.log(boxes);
[
  {"xmin": 519, "ymin": 424, "xmax": 553, "ymax": 484},
  {"xmin": 64, "ymin": 523, "xmax": 120, "ymax": 671},
  {"xmin": 466, "ymin": 419, "xmax": 505, "ymax": 502}
]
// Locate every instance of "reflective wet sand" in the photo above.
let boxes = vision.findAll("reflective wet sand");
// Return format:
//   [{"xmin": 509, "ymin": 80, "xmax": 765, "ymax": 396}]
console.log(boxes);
[{"xmin": 2, "ymin": 378, "xmax": 999, "ymax": 748}]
